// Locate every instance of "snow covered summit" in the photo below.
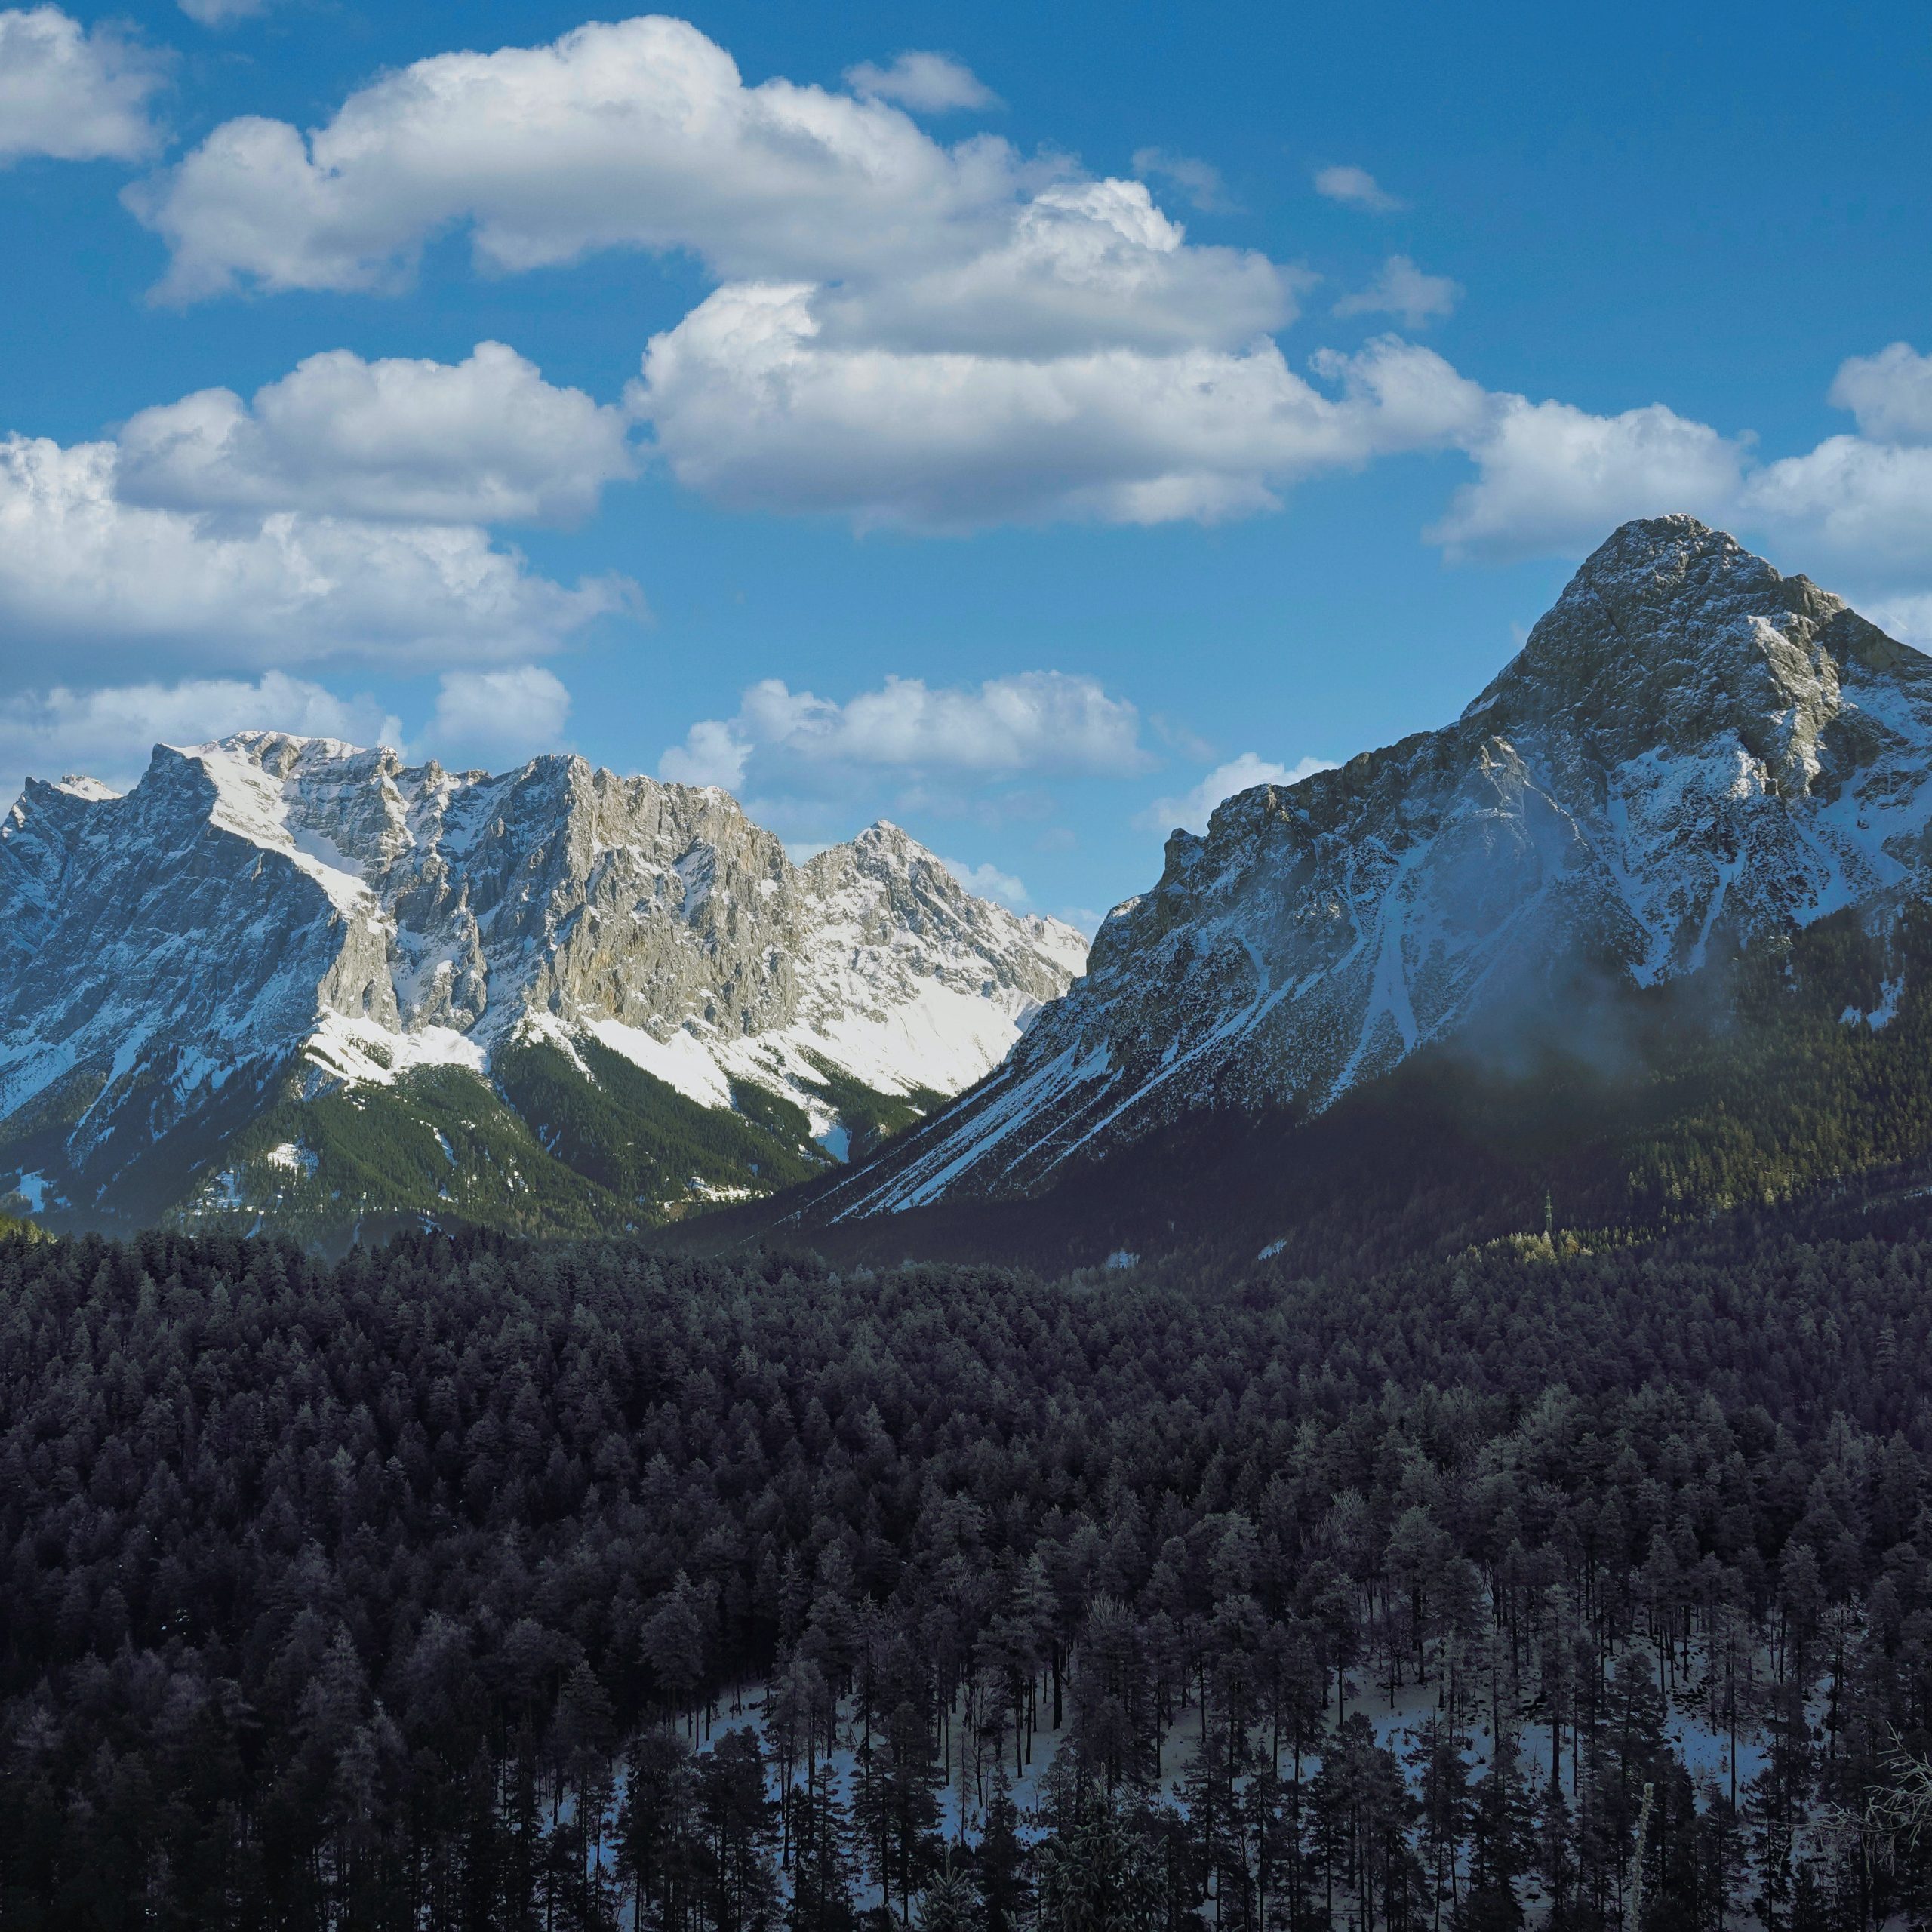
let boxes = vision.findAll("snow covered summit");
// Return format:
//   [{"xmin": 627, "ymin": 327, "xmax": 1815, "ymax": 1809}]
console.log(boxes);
[
  {"xmin": 0, "ymin": 734, "xmax": 1084, "ymax": 1236},
  {"xmin": 817, "ymin": 516, "xmax": 1932, "ymax": 1216}
]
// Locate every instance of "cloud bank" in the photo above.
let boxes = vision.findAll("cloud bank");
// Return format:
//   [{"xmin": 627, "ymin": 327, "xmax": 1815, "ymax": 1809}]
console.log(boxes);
[
  {"xmin": 636, "ymin": 303, "xmax": 1487, "ymax": 529},
  {"xmin": 661, "ymin": 672, "xmax": 1152, "ymax": 795},
  {"xmin": 1429, "ymin": 342, "xmax": 1932, "ymax": 609},
  {"xmin": 129, "ymin": 17, "xmax": 1051, "ymax": 301},
  {"xmin": 1140, "ymin": 752, "xmax": 1335, "ymax": 835},
  {"xmin": 1314, "ymin": 165, "xmax": 1401, "ymax": 213},
  {"xmin": 843, "ymin": 51, "xmax": 998, "ymax": 113},
  {"xmin": 118, "ymin": 342, "xmax": 635, "ymax": 525},
  {"xmin": 0, "ymin": 334, "xmax": 635, "ymax": 801},
  {"xmin": 97, "ymin": 10, "xmax": 1932, "ymax": 595},
  {"xmin": 10, "ymin": 0, "xmax": 1929, "ymax": 817},
  {"xmin": 0, "ymin": 6, "xmax": 166, "ymax": 163},
  {"xmin": 0, "ymin": 432, "xmax": 624, "ymax": 669}
]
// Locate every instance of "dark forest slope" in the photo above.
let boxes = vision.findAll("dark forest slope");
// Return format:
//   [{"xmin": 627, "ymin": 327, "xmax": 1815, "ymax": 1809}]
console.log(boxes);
[
  {"xmin": 669, "ymin": 899, "xmax": 1932, "ymax": 1281},
  {"xmin": 5, "ymin": 1210, "xmax": 1932, "ymax": 1922}
]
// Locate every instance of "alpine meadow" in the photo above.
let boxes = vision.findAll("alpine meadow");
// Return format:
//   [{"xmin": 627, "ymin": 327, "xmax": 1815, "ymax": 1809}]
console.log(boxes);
[{"xmin": 3, "ymin": 4, "xmax": 1932, "ymax": 1928}]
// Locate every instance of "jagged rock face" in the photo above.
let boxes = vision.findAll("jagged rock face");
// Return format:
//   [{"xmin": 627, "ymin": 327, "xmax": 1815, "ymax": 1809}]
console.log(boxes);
[
  {"xmin": 826, "ymin": 517, "xmax": 1932, "ymax": 1215},
  {"xmin": 0, "ymin": 735, "xmax": 1084, "ymax": 1222}
]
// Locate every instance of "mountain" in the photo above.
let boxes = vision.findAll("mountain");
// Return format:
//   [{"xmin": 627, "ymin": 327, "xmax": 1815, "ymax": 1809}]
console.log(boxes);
[
  {"xmin": 786, "ymin": 517, "xmax": 1932, "ymax": 1251},
  {"xmin": 0, "ymin": 735, "xmax": 1085, "ymax": 1243}
]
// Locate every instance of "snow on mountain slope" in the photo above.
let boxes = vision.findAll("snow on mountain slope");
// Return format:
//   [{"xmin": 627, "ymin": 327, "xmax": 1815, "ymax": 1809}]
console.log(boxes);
[
  {"xmin": 0, "ymin": 737, "xmax": 1084, "ymax": 1228},
  {"xmin": 818, "ymin": 516, "xmax": 1932, "ymax": 1216}
]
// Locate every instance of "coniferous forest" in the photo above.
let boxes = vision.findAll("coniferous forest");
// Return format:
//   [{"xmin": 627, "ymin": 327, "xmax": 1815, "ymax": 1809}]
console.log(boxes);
[{"xmin": 6, "ymin": 1209, "xmax": 1932, "ymax": 1929}]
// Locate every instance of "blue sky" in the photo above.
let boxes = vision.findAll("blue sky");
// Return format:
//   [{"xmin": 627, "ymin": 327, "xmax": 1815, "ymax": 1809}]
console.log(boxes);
[{"xmin": 1, "ymin": 0, "xmax": 1929, "ymax": 928}]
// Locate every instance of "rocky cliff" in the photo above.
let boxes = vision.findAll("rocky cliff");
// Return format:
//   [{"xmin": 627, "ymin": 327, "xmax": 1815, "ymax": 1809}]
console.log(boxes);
[
  {"xmin": 0, "ymin": 736, "xmax": 1084, "ymax": 1236},
  {"xmin": 817, "ymin": 517, "xmax": 1932, "ymax": 1218}
]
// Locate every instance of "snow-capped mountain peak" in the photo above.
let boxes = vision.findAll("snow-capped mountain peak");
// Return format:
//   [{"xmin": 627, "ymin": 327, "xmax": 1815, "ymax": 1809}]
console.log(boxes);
[
  {"xmin": 815, "ymin": 517, "xmax": 1932, "ymax": 1217},
  {"xmin": 0, "ymin": 735, "xmax": 1084, "ymax": 1234}
]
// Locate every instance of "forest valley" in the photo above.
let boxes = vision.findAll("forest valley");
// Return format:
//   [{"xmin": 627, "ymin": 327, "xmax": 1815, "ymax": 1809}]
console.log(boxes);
[{"xmin": 5, "ymin": 1209, "xmax": 1932, "ymax": 1930}]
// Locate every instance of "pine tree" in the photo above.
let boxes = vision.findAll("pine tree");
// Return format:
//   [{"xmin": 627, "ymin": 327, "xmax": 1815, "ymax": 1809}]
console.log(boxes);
[
  {"xmin": 696, "ymin": 1727, "xmax": 779, "ymax": 1932},
  {"xmin": 619, "ymin": 1724, "xmax": 697, "ymax": 1930},
  {"xmin": 974, "ymin": 1770, "xmax": 1031, "ymax": 1932},
  {"xmin": 789, "ymin": 1763, "xmax": 858, "ymax": 1932},
  {"xmin": 1459, "ymin": 1729, "xmax": 1532, "ymax": 1927},
  {"xmin": 913, "ymin": 1850, "xmax": 976, "ymax": 1932},
  {"xmin": 1409, "ymin": 1714, "xmax": 1469, "ymax": 1927}
]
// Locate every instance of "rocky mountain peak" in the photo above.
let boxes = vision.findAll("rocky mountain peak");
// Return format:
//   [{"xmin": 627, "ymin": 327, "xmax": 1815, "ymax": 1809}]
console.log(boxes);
[
  {"xmin": 815, "ymin": 523, "xmax": 1932, "ymax": 1220},
  {"xmin": 849, "ymin": 819, "xmax": 928, "ymax": 862},
  {"xmin": 0, "ymin": 734, "xmax": 1087, "ymax": 1235},
  {"xmin": 1461, "ymin": 515, "xmax": 1924, "ymax": 802}
]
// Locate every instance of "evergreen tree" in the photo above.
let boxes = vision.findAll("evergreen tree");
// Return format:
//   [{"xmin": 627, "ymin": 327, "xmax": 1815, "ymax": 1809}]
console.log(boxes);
[
  {"xmin": 1456, "ymin": 1731, "xmax": 1532, "ymax": 1931},
  {"xmin": 788, "ymin": 1764, "xmax": 857, "ymax": 1932},
  {"xmin": 971, "ymin": 1769, "xmax": 1029, "ymax": 1932}
]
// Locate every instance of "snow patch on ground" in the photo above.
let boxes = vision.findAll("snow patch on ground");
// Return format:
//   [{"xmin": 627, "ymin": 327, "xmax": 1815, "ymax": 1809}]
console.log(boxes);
[
  {"xmin": 833, "ymin": 1040, "xmax": 1117, "ymax": 1217},
  {"xmin": 787, "ymin": 981, "xmax": 1027, "ymax": 1098},
  {"xmin": 515, "ymin": 1011, "xmax": 592, "ymax": 1075},
  {"xmin": 303, "ymin": 1014, "xmax": 488, "ymax": 1087},
  {"xmin": 685, "ymin": 1177, "xmax": 757, "ymax": 1202},
  {"xmin": 1842, "ymin": 978, "xmax": 1904, "ymax": 1029},
  {"xmin": 589, "ymin": 1018, "xmax": 736, "ymax": 1109},
  {"xmin": 185, "ymin": 742, "xmax": 373, "ymax": 917}
]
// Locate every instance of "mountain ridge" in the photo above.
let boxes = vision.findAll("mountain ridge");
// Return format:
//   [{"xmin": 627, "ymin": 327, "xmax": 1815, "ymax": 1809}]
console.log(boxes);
[
  {"xmin": 0, "ymin": 734, "xmax": 1084, "ymax": 1241},
  {"xmin": 797, "ymin": 516, "xmax": 1932, "ymax": 1229},
  {"xmin": 13, "ymin": 515, "xmax": 1930, "ymax": 1263}
]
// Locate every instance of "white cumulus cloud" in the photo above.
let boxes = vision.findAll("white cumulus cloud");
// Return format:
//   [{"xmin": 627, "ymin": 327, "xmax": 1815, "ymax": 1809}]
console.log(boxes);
[
  {"xmin": 1730, "ymin": 342, "xmax": 1932, "ymax": 575},
  {"xmin": 843, "ymin": 51, "xmax": 998, "ymax": 113},
  {"xmin": 659, "ymin": 717, "xmax": 753, "ymax": 792},
  {"xmin": 0, "ymin": 6, "xmax": 166, "ymax": 163},
  {"xmin": 1423, "ymin": 340, "xmax": 1932, "ymax": 594},
  {"xmin": 1428, "ymin": 396, "xmax": 1751, "ymax": 561},
  {"xmin": 1138, "ymin": 752, "xmax": 1334, "ymax": 835},
  {"xmin": 118, "ymin": 11, "xmax": 1932, "ymax": 582},
  {"xmin": 122, "ymin": 13, "xmax": 1515, "ymax": 537},
  {"xmin": 1827, "ymin": 342, "xmax": 1932, "ymax": 446},
  {"xmin": 0, "ymin": 431, "xmax": 627, "ymax": 672},
  {"xmin": 1732, "ymin": 343, "xmax": 1932, "ymax": 577},
  {"xmin": 423, "ymin": 665, "xmax": 572, "ymax": 768},
  {"xmin": 125, "ymin": 16, "xmax": 1296, "ymax": 362},
  {"xmin": 1314, "ymin": 164, "xmax": 1402, "ymax": 213},
  {"xmin": 633, "ymin": 291, "xmax": 1488, "ymax": 530},
  {"xmin": 118, "ymin": 342, "xmax": 636, "ymax": 525},
  {"xmin": 940, "ymin": 856, "xmax": 1029, "ymax": 907},
  {"xmin": 1334, "ymin": 254, "xmax": 1460, "ymax": 328},
  {"xmin": 812, "ymin": 176, "xmax": 1297, "ymax": 360},
  {"xmin": 0, "ymin": 671, "xmax": 401, "ymax": 807},
  {"xmin": 661, "ymin": 672, "xmax": 1153, "ymax": 845},
  {"xmin": 1744, "ymin": 437, "xmax": 1932, "ymax": 571},
  {"xmin": 663, "ymin": 672, "xmax": 1152, "ymax": 791},
  {"xmin": 126, "ymin": 15, "xmax": 1032, "ymax": 301}
]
